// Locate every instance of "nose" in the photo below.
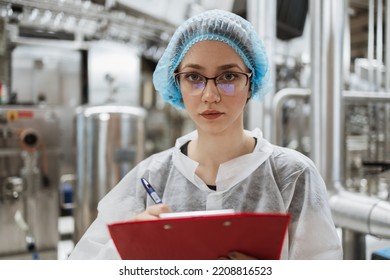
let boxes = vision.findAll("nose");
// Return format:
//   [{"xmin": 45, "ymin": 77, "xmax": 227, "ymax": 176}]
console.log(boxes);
[{"xmin": 201, "ymin": 79, "xmax": 221, "ymax": 103}]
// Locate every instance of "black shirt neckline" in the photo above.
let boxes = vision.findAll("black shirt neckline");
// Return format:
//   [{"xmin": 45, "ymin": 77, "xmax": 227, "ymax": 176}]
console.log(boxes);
[{"xmin": 179, "ymin": 138, "xmax": 257, "ymax": 191}]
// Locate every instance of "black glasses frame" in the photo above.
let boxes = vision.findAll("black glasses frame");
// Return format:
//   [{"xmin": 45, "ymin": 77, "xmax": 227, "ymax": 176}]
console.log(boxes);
[{"xmin": 174, "ymin": 71, "xmax": 252, "ymax": 92}]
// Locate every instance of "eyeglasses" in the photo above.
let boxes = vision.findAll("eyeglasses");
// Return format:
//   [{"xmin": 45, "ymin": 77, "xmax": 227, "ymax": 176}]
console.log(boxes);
[{"xmin": 174, "ymin": 71, "xmax": 252, "ymax": 96}]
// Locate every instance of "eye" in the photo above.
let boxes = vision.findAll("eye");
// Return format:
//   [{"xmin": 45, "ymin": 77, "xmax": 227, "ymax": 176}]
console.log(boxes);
[
  {"xmin": 184, "ymin": 73, "xmax": 204, "ymax": 83},
  {"xmin": 219, "ymin": 72, "xmax": 238, "ymax": 82}
]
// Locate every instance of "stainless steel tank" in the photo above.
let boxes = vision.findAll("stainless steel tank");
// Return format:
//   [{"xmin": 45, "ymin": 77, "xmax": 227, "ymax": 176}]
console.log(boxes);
[
  {"xmin": 0, "ymin": 106, "xmax": 60, "ymax": 259},
  {"xmin": 74, "ymin": 104, "xmax": 146, "ymax": 242}
]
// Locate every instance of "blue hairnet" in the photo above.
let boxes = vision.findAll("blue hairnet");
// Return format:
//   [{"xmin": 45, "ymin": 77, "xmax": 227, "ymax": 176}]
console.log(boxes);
[{"xmin": 153, "ymin": 9, "xmax": 271, "ymax": 109}]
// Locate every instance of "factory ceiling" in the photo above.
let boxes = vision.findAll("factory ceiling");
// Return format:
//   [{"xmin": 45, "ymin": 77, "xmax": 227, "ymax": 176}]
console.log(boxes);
[
  {"xmin": 0, "ymin": 0, "xmax": 386, "ymax": 63},
  {"xmin": 0, "ymin": 0, "xmax": 236, "ymax": 60}
]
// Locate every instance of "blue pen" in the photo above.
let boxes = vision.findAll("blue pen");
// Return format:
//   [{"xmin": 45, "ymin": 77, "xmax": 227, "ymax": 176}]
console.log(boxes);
[{"xmin": 141, "ymin": 177, "xmax": 163, "ymax": 204}]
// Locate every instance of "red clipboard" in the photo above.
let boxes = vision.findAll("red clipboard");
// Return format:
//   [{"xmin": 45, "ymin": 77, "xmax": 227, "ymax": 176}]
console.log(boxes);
[{"xmin": 108, "ymin": 212, "xmax": 290, "ymax": 260}]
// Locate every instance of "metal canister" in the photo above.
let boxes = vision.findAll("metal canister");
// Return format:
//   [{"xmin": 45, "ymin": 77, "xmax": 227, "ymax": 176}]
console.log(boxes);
[{"xmin": 73, "ymin": 105, "xmax": 146, "ymax": 242}]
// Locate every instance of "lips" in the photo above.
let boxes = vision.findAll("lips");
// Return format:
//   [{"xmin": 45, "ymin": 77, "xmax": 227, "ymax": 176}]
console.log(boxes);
[{"xmin": 200, "ymin": 110, "xmax": 224, "ymax": 120}]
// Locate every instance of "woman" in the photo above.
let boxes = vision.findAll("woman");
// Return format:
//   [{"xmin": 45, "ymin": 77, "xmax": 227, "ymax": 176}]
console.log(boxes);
[{"xmin": 69, "ymin": 9, "xmax": 342, "ymax": 260}]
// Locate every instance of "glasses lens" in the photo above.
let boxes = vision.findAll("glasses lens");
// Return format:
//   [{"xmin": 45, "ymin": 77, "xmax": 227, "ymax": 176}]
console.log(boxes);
[
  {"xmin": 192, "ymin": 83, "xmax": 205, "ymax": 92},
  {"xmin": 177, "ymin": 73, "xmax": 205, "ymax": 95},
  {"xmin": 177, "ymin": 72, "xmax": 250, "ymax": 96},
  {"xmin": 216, "ymin": 73, "xmax": 248, "ymax": 95},
  {"xmin": 217, "ymin": 83, "xmax": 235, "ymax": 95}
]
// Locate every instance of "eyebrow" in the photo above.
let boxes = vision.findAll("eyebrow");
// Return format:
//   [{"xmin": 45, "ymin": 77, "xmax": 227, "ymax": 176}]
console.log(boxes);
[{"xmin": 180, "ymin": 63, "xmax": 246, "ymax": 72}]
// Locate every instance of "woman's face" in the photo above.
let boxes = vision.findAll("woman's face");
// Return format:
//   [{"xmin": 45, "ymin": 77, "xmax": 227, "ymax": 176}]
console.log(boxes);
[{"xmin": 177, "ymin": 40, "xmax": 251, "ymax": 135}]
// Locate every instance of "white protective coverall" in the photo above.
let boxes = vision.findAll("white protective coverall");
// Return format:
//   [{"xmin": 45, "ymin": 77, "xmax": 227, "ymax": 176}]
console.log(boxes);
[{"xmin": 68, "ymin": 128, "xmax": 343, "ymax": 260}]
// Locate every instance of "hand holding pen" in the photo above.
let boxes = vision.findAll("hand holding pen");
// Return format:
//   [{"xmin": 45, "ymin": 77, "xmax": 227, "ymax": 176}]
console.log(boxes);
[
  {"xmin": 136, "ymin": 178, "xmax": 256, "ymax": 260},
  {"xmin": 133, "ymin": 178, "xmax": 171, "ymax": 221}
]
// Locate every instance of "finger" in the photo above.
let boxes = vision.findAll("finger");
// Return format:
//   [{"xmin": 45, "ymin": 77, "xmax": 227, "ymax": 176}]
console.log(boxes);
[
  {"xmin": 133, "ymin": 211, "xmax": 158, "ymax": 221},
  {"xmin": 147, "ymin": 204, "xmax": 171, "ymax": 216},
  {"xmin": 133, "ymin": 204, "xmax": 172, "ymax": 221},
  {"xmin": 228, "ymin": 251, "xmax": 257, "ymax": 260}
]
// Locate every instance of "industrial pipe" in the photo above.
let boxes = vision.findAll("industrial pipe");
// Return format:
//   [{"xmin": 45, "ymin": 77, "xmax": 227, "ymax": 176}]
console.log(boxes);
[
  {"xmin": 272, "ymin": 86, "xmax": 390, "ymax": 258},
  {"xmin": 272, "ymin": 89, "xmax": 390, "ymax": 146},
  {"xmin": 247, "ymin": 0, "xmax": 276, "ymax": 139},
  {"xmin": 376, "ymin": 0, "xmax": 383, "ymax": 89},
  {"xmin": 330, "ymin": 190, "xmax": 390, "ymax": 238},
  {"xmin": 271, "ymin": 88, "xmax": 310, "ymax": 145},
  {"xmin": 368, "ymin": 0, "xmax": 375, "ymax": 89},
  {"xmin": 343, "ymin": 90, "xmax": 390, "ymax": 103},
  {"xmin": 386, "ymin": 0, "xmax": 390, "ymax": 92}
]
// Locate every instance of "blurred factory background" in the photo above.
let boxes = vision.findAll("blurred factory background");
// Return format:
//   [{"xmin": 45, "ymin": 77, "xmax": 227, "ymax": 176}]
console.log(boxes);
[{"xmin": 0, "ymin": 0, "xmax": 390, "ymax": 260}]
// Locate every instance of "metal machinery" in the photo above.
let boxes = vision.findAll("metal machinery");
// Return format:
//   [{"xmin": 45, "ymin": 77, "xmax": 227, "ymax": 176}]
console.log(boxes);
[
  {"xmin": 73, "ymin": 104, "xmax": 146, "ymax": 242},
  {"xmin": 0, "ymin": 0, "xmax": 388, "ymax": 261},
  {"xmin": 269, "ymin": 0, "xmax": 390, "ymax": 259},
  {"xmin": 71, "ymin": 42, "xmax": 148, "ymax": 243},
  {"xmin": 0, "ymin": 106, "xmax": 60, "ymax": 259},
  {"xmin": 0, "ymin": 0, "xmax": 160, "ymax": 250}
]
